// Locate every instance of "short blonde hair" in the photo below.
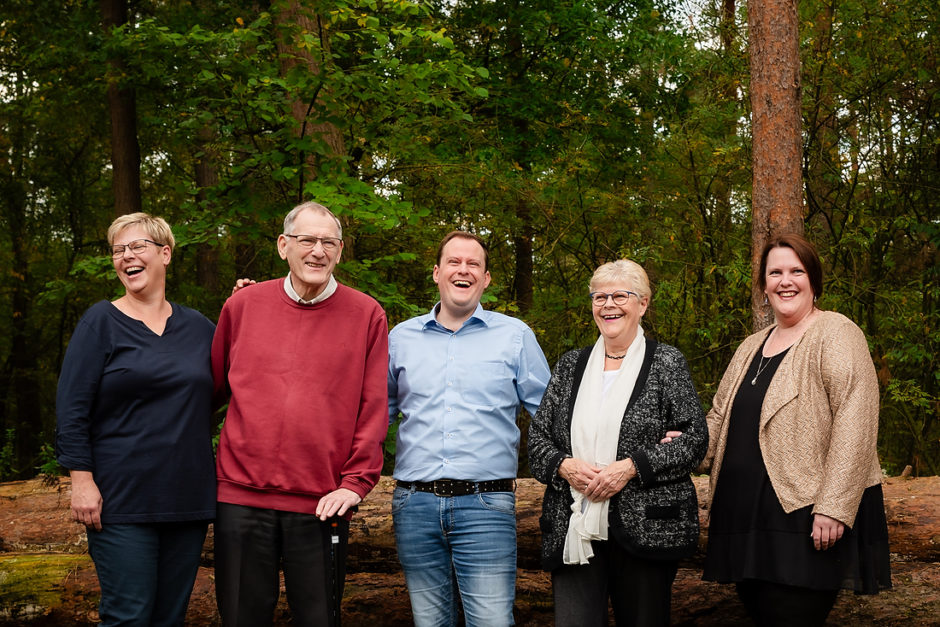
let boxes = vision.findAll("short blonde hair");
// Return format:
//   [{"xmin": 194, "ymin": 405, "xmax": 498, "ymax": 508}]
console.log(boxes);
[
  {"xmin": 107, "ymin": 212, "xmax": 175, "ymax": 252},
  {"xmin": 589, "ymin": 259, "xmax": 651, "ymax": 300}
]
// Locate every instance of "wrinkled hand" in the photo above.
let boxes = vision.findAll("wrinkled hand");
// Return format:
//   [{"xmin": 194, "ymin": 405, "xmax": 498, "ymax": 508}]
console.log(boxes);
[
  {"xmin": 812, "ymin": 513, "xmax": 844, "ymax": 551},
  {"xmin": 231, "ymin": 277, "xmax": 257, "ymax": 296},
  {"xmin": 315, "ymin": 487, "xmax": 362, "ymax": 521},
  {"xmin": 70, "ymin": 471, "xmax": 103, "ymax": 531},
  {"xmin": 584, "ymin": 458, "xmax": 636, "ymax": 502},
  {"xmin": 559, "ymin": 458, "xmax": 601, "ymax": 495},
  {"xmin": 660, "ymin": 430, "xmax": 682, "ymax": 444}
]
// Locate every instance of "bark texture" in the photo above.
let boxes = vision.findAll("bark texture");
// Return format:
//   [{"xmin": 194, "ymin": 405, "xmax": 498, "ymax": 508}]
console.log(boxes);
[
  {"xmin": 747, "ymin": 0, "xmax": 804, "ymax": 330},
  {"xmin": 99, "ymin": 0, "xmax": 142, "ymax": 217}
]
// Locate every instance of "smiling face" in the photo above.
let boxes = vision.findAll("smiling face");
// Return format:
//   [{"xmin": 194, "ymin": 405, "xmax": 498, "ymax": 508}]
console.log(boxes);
[
  {"xmin": 112, "ymin": 225, "xmax": 171, "ymax": 297},
  {"xmin": 433, "ymin": 235, "xmax": 491, "ymax": 326},
  {"xmin": 764, "ymin": 246, "xmax": 815, "ymax": 326},
  {"xmin": 591, "ymin": 281, "xmax": 648, "ymax": 349},
  {"xmin": 277, "ymin": 208, "xmax": 343, "ymax": 300}
]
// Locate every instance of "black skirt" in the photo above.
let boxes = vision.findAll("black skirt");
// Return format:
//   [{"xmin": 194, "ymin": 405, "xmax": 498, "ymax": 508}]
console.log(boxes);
[{"xmin": 702, "ymin": 343, "xmax": 891, "ymax": 594}]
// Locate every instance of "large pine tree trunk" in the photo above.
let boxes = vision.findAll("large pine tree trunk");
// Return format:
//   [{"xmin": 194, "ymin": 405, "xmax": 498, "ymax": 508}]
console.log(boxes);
[
  {"xmin": 747, "ymin": 0, "xmax": 804, "ymax": 330},
  {"xmin": 100, "ymin": 0, "xmax": 141, "ymax": 217}
]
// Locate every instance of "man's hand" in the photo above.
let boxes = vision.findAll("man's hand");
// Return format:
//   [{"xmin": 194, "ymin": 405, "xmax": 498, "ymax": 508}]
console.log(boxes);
[
  {"xmin": 315, "ymin": 487, "xmax": 362, "ymax": 521},
  {"xmin": 811, "ymin": 513, "xmax": 845, "ymax": 551},
  {"xmin": 70, "ymin": 470, "xmax": 103, "ymax": 531},
  {"xmin": 231, "ymin": 277, "xmax": 257, "ymax": 296}
]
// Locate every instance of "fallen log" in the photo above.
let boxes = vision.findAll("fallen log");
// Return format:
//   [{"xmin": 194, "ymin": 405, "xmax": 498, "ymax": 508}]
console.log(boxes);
[{"xmin": 1, "ymin": 475, "xmax": 938, "ymax": 625}]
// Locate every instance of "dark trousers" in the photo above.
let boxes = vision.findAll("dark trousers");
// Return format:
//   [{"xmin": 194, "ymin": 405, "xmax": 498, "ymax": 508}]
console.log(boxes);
[
  {"xmin": 214, "ymin": 502, "xmax": 349, "ymax": 627},
  {"xmin": 551, "ymin": 540, "xmax": 679, "ymax": 627},
  {"xmin": 86, "ymin": 520, "xmax": 208, "ymax": 627},
  {"xmin": 736, "ymin": 580, "xmax": 839, "ymax": 626}
]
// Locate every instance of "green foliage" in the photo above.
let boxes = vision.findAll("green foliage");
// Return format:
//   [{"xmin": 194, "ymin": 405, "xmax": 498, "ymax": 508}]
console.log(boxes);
[
  {"xmin": 0, "ymin": 429, "xmax": 17, "ymax": 481},
  {"xmin": 0, "ymin": 0, "xmax": 936, "ymax": 479},
  {"xmin": 35, "ymin": 443, "xmax": 63, "ymax": 478}
]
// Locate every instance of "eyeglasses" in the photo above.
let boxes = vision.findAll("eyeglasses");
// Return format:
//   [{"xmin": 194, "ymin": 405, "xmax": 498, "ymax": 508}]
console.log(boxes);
[
  {"xmin": 590, "ymin": 290, "xmax": 639, "ymax": 306},
  {"xmin": 284, "ymin": 234, "xmax": 341, "ymax": 252},
  {"xmin": 110, "ymin": 239, "xmax": 163, "ymax": 258}
]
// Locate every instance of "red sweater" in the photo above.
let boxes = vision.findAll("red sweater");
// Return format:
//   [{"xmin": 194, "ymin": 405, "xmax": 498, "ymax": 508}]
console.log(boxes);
[{"xmin": 212, "ymin": 279, "xmax": 389, "ymax": 515}]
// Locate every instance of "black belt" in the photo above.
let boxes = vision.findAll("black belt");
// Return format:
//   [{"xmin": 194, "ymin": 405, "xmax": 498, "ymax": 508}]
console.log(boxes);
[{"xmin": 396, "ymin": 479, "xmax": 516, "ymax": 497}]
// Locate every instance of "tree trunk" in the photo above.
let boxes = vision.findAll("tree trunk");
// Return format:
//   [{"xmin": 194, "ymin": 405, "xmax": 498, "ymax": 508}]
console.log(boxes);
[
  {"xmin": 710, "ymin": 0, "xmax": 738, "ymax": 276},
  {"xmin": 100, "ymin": 0, "xmax": 141, "ymax": 217},
  {"xmin": 1, "ymin": 161, "xmax": 40, "ymax": 479},
  {"xmin": 747, "ymin": 0, "xmax": 804, "ymax": 330},
  {"xmin": 512, "ymin": 204, "xmax": 534, "ymax": 315},
  {"xmin": 194, "ymin": 125, "xmax": 220, "ymax": 295},
  {"xmin": 274, "ymin": 0, "xmax": 346, "ymax": 200},
  {"xmin": 805, "ymin": 2, "xmax": 839, "ymax": 236}
]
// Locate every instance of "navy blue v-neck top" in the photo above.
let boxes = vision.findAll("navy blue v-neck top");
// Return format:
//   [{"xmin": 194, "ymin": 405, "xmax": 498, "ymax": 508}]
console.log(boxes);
[{"xmin": 56, "ymin": 300, "xmax": 216, "ymax": 523}]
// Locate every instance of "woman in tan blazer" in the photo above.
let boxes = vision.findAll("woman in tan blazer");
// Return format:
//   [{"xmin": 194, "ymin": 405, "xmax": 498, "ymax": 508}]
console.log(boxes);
[{"xmin": 699, "ymin": 233, "xmax": 891, "ymax": 625}]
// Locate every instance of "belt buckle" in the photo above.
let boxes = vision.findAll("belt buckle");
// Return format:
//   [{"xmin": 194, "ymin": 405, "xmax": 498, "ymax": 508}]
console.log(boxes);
[{"xmin": 432, "ymin": 480, "xmax": 451, "ymax": 497}]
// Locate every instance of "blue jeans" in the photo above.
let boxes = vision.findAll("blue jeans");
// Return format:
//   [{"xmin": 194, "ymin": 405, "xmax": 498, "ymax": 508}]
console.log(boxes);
[
  {"xmin": 86, "ymin": 520, "xmax": 208, "ymax": 626},
  {"xmin": 392, "ymin": 486, "xmax": 517, "ymax": 627}
]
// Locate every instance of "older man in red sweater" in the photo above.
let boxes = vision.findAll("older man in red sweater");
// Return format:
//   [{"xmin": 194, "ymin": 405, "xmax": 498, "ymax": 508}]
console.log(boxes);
[{"xmin": 211, "ymin": 201, "xmax": 389, "ymax": 626}]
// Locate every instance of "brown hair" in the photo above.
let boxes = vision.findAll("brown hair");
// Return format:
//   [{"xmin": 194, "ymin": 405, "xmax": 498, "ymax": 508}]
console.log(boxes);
[
  {"xmin": 758, "ymin": 232, "xmax": 823, "ymax": 299},
  {"xmin": 436, "ymin": 231, "xmax": 489, "ymax": 271}
]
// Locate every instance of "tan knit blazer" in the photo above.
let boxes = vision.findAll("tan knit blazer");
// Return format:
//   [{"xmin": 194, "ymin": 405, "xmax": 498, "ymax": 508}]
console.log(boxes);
[{"xmin": 699, "ymin": 310, "xmax": 882, "ymax": 528}]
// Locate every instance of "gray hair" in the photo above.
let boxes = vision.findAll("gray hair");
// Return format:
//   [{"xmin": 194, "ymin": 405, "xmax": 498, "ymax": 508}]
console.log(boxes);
[
  {"xmin": 283, "ymin": 201, "xmax": 343, "ymax": 238},
  {"xmin": 589, "ymin": 259, "xmax": 651, "ymax": 300}
]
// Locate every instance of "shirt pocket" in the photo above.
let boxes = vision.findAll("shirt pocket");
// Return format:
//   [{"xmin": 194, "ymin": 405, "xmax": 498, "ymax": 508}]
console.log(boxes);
[{"xmin": 459, "ymin": 359, "xmax": 515, "ymax": 407}]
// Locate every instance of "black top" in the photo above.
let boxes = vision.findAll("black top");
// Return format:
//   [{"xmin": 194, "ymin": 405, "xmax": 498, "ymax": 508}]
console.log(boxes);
[
  {"xmin": 56, "ymin": 301, "xmax": 217, "ymax": 524},
  {"xmin": 703, "ymin": 339, "xmax": 891, "ymax": 593}
]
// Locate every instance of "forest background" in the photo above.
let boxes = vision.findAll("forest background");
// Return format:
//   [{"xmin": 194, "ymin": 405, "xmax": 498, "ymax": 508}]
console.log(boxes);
[{"xmin": 0, "ymin": 0, "xmax": 937, "ymax": 481}]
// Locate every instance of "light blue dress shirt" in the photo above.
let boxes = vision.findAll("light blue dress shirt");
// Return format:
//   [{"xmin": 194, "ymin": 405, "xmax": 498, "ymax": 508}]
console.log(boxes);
[{"xmin": 388, "ymin": 303, "xmax": 551, "ymax": 482}]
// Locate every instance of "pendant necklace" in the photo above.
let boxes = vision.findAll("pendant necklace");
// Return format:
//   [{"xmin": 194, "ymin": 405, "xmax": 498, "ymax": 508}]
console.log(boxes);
[{"xmin": 751, "ymin": 354, "xmax": 771, "ymax": 385}]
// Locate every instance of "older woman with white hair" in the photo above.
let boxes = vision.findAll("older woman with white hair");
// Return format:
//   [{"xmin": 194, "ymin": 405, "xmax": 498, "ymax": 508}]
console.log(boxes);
[{"xmin": 529, "ymin": 259, "xmax": 707, "ymax": 626}]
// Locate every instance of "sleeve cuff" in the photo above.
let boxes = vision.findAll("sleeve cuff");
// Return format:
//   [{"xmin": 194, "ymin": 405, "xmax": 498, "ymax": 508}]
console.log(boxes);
[
  {"xmin": 550, "ymin": 453, "xmax": 571, "ymax": 490},
  {"xmin": 632, "ymin": 450, "xmax": 655, "ymax": 488}
]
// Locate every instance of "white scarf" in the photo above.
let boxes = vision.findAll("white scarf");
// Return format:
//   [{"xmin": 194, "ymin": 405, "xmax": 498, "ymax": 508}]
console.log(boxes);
[{"xmin": 563, "ymin": 327, "xmax": 646, "ymax": 565}]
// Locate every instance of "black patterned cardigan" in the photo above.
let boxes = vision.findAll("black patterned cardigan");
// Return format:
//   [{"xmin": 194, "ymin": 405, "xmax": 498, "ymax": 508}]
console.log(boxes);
[{"xmin": 528, "ymin": 337, "xmax": 708, "ymax": 571}]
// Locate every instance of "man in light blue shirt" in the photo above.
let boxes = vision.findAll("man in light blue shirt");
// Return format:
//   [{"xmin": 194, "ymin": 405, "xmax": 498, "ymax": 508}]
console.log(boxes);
[{"xmin": 388, "ymin": 230, "xmax": 551, "ymax": 627}]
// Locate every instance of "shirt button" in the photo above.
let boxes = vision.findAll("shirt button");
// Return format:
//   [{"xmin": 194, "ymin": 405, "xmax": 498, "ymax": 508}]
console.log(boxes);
[{"xmin": 443, "ymin": 459, "xmax": 450, "ymax": 464}]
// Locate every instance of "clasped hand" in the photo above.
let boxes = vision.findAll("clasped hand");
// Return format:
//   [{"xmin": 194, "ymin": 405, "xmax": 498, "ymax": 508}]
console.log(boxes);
[{"xmin": 559, "ymin": 458, "xmax": 636, "ymax": 502}]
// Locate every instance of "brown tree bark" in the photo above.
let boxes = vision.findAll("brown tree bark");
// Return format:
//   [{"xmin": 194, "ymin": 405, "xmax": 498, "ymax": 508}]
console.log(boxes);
[
  {"xmin": 100, "ymin": 0, "xmax": 141, "ymax": 218},
  {"xmin": 747, "ymin": 0, "xmax": 804, "ymax": 330},
  {"xmin": 274, "ymin": 0, "xmax": 346, "ymax": 200}
]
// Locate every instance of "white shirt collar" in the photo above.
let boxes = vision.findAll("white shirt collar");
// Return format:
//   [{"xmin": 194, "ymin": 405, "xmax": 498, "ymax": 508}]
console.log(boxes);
[{"xmin": 284, "ymin": 273, "xmax": 337, "ymax": 305}]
